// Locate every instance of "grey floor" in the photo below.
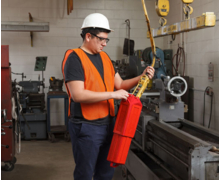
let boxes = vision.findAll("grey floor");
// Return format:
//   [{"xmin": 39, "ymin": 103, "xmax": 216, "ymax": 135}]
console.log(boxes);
[{"xmin": 1, "ymin": 140, "xmax": 123, "ymax": 180}]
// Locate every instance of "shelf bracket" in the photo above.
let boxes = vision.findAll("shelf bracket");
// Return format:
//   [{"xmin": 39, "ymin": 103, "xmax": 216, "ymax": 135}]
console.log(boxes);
[{"xmin": 29, "ymin": 13, "xmax": 33, "ymax": 47}]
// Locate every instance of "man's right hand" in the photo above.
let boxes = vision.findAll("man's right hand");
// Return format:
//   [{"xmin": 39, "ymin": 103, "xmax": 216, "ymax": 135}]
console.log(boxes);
[{"xmin": 112, "ymin": 89, "xmax": 129, "ymax": 100}]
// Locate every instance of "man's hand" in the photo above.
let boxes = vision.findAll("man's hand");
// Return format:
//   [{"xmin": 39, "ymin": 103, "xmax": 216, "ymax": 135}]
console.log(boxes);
[
  {"xmin": 142, "ymin": 66, "xmax": 155, "ymax": 79},
  {"xmin": 111, "ymin": 89, "xmax": 129, "ymax": 100},
  {"xmin": 67, "ymin": 81, "xmax": 130, "ymax": 103}
]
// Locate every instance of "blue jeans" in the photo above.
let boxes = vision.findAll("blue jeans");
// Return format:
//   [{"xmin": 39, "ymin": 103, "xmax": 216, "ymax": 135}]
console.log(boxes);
[{"xmin": 68, "ymin": 120, "xmax": 115, "ymax": 180}]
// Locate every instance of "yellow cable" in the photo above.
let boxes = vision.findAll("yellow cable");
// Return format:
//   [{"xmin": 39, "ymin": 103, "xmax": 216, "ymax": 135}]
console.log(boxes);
[{"xmin": 132, "ymin": 0, "xmax": 156, "ymax": 98}]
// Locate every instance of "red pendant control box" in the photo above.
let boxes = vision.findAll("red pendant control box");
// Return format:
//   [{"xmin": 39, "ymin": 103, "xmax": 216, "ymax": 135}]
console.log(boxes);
[{"xmin": 107, "ymin": 94, "xmax": 142, "ymax": 167}]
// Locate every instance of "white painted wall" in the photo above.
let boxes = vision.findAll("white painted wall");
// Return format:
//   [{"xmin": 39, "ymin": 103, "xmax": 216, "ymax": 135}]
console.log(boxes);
[
  {"xmin": 164, "ymin": 0, "xmax": 219, "ymax": 131},
  {"xmin": 2, "ymin": 0, "xmax": 164, "ymax": 125}
]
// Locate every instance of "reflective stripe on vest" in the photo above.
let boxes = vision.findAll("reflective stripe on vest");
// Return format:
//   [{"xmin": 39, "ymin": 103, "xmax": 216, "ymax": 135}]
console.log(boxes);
[{"xmin": 62, "ymin": 48, "xmax": 115, "ymax": 120}]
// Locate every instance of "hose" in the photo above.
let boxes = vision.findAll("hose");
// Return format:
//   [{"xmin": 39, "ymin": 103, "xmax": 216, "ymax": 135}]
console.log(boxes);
[
  {"xmin": 208, "ymin": 92, "xmax": 213, "ymax": 128},
  {"xmin": 203, "ymin": 86, "xmax": 212, "ymax": 127},
  {"xmin": 172, "ymin": 46, "xmax": 185, "ymax": 76}
]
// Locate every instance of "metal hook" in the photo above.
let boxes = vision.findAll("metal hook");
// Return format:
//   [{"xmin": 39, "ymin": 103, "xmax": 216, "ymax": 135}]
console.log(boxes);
[
  {"xmin": 125, "ymin": 19, "xmax": 130, "ymax": 28},
  {"xmin": 183, "ymin": 4, "xmax": 193, "ymax": 19},
  {"xmin": 159, "ymin": 17, "xmax": 167, "ymax": 26}
]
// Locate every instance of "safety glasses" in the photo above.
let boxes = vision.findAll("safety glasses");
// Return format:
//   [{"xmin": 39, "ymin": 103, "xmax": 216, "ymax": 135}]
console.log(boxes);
[{"xmin": 90, "ymin": 33, "xmax": 110, "ymax": 44}]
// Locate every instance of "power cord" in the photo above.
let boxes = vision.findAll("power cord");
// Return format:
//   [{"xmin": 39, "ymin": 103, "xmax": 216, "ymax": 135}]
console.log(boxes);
[
  {"xmin": 172, "ymin": 46, "xmax": 185, "ymax": 76},
  {"xmin": 208, "ymin": 92, "xmax": 214, "ymax": 128},
  {"xmin": 202, "ymin": 86, "xmax": 213, "ymax": 128}
]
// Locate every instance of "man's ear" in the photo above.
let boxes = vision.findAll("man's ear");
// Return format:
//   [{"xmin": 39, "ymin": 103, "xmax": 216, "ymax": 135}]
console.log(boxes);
[{"xmin": 85, "ymin": 33, "xmax": 92, "ymax": 42}]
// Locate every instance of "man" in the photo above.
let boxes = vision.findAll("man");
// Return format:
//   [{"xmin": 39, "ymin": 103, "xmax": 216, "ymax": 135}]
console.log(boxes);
[{"xmin": 62, "ymin": 13, "xmax": 155, "ymax": 180}]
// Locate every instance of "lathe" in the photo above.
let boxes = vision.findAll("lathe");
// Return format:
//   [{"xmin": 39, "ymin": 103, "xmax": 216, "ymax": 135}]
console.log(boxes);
[
  {"xmin": 116, "ymin": 1, "xmax": 219, "ymax": 179},
  {"xmin": 122, "ymin": 75, "xmax": 219, "ymax": 180}
]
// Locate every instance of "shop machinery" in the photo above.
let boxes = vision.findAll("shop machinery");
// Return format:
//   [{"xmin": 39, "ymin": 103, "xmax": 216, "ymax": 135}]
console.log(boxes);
[
  {"xmin": 15, "ymin": 57, "xmax": 47, "ymax": 140},
  {"xmin": 122, "ymin": 75, "xmax": 219, "ymax": 180},
  {"xmin": 114, "ymin": 54, "xmax": 218, "ymax": 180},
  {"xmin": 116, "ymin": 1, "xmax": 219, "ymax": 179}
]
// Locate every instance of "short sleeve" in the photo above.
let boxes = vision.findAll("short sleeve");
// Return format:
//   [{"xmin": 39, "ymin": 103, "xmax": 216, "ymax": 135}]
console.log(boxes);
[{"xmin": 64, "ymin": 52, "xmax": 85, "ymax": 83}]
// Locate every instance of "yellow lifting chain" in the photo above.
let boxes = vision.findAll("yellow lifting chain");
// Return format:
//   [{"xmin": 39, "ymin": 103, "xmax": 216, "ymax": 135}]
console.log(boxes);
[{"xmin": 132, "ymin": 0, "xmax": 156, "ymax": 98}]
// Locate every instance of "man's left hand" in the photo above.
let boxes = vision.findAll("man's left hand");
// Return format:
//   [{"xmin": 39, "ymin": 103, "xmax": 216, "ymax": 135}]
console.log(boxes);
[{"xmin": 142, "ymin": 66, "xmax": 155, "ymax": 79}]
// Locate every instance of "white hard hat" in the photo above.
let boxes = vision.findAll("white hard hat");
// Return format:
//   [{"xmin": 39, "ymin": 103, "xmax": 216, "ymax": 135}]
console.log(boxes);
[{"xmin": 81, "ymin": 13, "xmax": 114, "ymax": 32}]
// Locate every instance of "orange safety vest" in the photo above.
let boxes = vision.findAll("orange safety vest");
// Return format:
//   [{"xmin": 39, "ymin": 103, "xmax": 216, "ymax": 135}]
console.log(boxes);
[{"xmin": 62, "ymin": 48, "xmax": 115, "ymax": 120}]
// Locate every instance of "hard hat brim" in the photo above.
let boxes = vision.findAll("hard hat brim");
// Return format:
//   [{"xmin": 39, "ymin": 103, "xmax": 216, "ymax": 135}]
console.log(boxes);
[{"xmin": 81, "ymin": 26, "xmax": 114, "ymax": 32}]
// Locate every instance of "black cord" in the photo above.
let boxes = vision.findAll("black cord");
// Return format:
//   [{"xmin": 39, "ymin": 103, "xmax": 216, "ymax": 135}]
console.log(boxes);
[
  {"xmin": 171, "ymin": 60, "xmax": 178, "ymax": 75},
  {"xmin": 203, "ymin": 86, "xmax": 212, "ymax": 126},
  {"xmin": 208, "ymin": 93, "xmax": 213, "ymax": 128},
  {"xmin": 172, "ymin": 47, "xmax": 185, "ymax": 76},
  {"xmin": 203, "ymin": 87, "xmax": 209, "ymax": 126}
]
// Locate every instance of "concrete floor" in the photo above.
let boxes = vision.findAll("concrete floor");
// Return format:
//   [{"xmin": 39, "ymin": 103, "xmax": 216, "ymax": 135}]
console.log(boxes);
[{"xmin": 1, "ymin": 140, "xmax": 123, "ymax": 180}]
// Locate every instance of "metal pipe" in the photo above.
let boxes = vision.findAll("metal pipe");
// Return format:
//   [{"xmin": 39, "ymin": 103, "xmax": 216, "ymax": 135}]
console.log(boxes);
[
  {"xmin": 189, "ymin": 88, "xmax": 205, "ymax": 92},
  {"xmin": 125, "ymin": 19, "xmax": 130, "ymax": 60},
  {"xmin": 1, "ymin": 109, "xmax": 7, "ymax": 124}
]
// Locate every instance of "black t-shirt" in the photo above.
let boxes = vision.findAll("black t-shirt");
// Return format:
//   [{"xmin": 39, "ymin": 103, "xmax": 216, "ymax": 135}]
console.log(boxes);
[{"xmin": 64, "ymin": 49, "xmax": 117, "ymax": 125}]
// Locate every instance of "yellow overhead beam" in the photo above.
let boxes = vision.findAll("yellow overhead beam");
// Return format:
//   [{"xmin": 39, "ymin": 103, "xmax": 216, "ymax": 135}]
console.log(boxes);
[{"xmin": 147, "ymin": 12, "xmax": 216, "ymax": 38}]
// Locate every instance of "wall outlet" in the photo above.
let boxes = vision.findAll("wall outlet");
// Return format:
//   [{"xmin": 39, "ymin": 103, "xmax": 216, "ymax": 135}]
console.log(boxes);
[
  {"xmin": 208, "ymin": 62, "xmax": 214, "ymax": 82},
  {"xmin": 206, "ymin": 87, "xmax": 213, "ymax": 96}
]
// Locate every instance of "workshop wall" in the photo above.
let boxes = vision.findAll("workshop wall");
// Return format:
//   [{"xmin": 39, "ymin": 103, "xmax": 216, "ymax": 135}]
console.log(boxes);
[
  {"xmin": 164, "ymin": 0, "xmax": 219, "ymax": 131},
  {"xmin": 1, "ymin": 0, "xmax": 164, "ymax": 125}
]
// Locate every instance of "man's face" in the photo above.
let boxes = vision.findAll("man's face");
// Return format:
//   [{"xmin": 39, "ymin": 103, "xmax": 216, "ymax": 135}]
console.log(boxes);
[{"xmin": 89, "ymin": 32, "xmax": 109, "ymax": 54}]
